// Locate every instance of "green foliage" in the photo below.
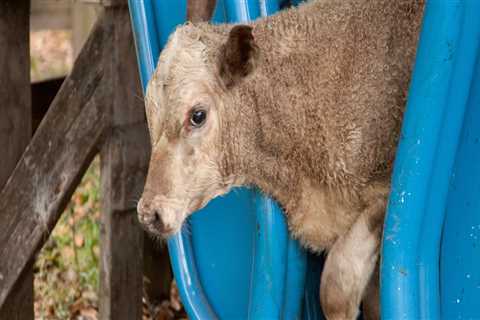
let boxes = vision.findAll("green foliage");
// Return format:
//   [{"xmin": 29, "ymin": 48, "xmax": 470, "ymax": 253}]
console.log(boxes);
[{"xmin": 34, "ymin": 159, "xmax": 100, "ymax": 320}]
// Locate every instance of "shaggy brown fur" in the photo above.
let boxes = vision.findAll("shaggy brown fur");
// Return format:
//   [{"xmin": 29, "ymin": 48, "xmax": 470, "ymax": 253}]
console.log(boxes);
[{"xmin": 137, "ymin": 1, "xmax": 424, "ymax": 319}]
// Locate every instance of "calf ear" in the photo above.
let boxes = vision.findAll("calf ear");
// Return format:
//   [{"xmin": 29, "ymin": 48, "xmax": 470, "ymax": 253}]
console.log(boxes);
[
  {"xmin": 219, "ymin": 25, "xmax": 258, "ymax": 88},
  {"xmin": 187, "ymin": 0, "xmax": 216, "ymax": 23}
]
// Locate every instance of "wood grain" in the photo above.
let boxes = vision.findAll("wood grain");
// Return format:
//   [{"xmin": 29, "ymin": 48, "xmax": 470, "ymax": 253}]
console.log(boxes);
[
  {"xmin": 0, "ymin": 14, "xmax": 108, "ymax": 308},
  {"xmin": 0, "ymin": 1, "xmax": 34, "ymax": 318},
  {"xmin": 99, "ymin": 6, "xmax": 150, "ymax": 320}
]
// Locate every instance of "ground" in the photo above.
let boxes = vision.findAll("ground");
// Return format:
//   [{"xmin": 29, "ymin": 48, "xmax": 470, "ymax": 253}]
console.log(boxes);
[{"xmin": 31, "ymin": 30, "xmax": 186, "ymax": 320}]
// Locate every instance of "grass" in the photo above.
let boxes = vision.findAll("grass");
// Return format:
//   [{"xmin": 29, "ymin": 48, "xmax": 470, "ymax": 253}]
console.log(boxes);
[{"xmin": 34, "ymin": 159, "xmax": 101, "ymax": 320}]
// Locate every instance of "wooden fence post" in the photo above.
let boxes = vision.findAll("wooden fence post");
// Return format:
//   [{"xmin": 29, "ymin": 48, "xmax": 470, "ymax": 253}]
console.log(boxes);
[
  {"xmin": 99, "ymin": 4, "xmax": 151, "ymax": 319},
  {"xmin": 0, "ymin": 1, "xmax": 33, "ymax": 319}
]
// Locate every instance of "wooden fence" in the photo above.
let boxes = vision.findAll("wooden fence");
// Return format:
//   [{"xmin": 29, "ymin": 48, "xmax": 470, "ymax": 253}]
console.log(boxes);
[{"xmin": 0, "ymin": 1, "xmax": 170, "ymax": 318}]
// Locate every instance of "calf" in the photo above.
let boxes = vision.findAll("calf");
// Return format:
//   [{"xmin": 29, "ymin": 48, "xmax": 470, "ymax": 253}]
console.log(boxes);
[{"xmin": 137, "ymin": 1, "xmax": 424, "ymax": 318}]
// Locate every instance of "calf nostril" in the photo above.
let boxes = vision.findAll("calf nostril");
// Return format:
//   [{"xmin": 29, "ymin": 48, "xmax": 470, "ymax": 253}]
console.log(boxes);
[
  {"xmin": 137, "ymin": 206, "xmax": 174, "ymax": 236},
  {"xmin": 153, "ymin": 210, "xmax": 161, "ymax": 222},
  {"xmin": 151, "ymin": 210, "xmax": 166, "ymax": 230}
]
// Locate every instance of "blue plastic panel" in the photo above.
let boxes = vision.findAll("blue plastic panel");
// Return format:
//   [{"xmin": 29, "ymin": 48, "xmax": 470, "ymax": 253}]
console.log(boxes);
[
  {"xmin": 440, "ymin": 36, "xmax": 480, "ymax": 319},
  {"xmin": 381, "ymin": 1, "xmax": 480, "ymax": 319},
  {"xmin": 128, "ymin": 0, "xmax": 160, "ymax": 89}
]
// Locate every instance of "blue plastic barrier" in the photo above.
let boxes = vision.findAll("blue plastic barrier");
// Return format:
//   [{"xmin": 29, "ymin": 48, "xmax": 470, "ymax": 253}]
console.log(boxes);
[
  {"xmin": 381, "ymin": 1, "xmax": 480, "ymax": 319},
  {"xmin": 128, "ymin": 1, "xmax": 312, "ymax": 319}
]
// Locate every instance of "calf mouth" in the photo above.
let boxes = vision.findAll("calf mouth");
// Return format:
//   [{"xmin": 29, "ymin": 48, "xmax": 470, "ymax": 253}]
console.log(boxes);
[{"xmin": 140, "ymin": 219, "xmax": 177, "ymax": 239}]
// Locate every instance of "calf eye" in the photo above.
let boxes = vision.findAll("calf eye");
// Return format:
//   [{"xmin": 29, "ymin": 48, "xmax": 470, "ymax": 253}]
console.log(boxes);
[{"xmin": 190, "ymin": 108, "xmax": 207, "ymax": 128}]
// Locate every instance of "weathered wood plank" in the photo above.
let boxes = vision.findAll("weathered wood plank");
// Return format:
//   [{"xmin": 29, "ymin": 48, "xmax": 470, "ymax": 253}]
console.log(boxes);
[
  {"xmin": 99, "ymin": 6, "xmax": 150, "ymax": 320},
  {"xmin": 0, "ymin": 1, "xmax": 34, "ymax": 318},
  {"xmin": 0, "ymin": 2, "xmax": 31, "ymax": 185},
  {"xmin": 0, "ymin": 15, "xmax": 108, "ymax": 309}
]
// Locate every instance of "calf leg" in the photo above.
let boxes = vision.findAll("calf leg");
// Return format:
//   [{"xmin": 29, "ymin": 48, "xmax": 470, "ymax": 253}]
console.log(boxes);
[
  {"xmin": 320, "ymin": 196, "xmax": 386, "ymax": 320},
  {"xmin": 362, "ymin": 263, "xmax": 380, "ymax": 320}
]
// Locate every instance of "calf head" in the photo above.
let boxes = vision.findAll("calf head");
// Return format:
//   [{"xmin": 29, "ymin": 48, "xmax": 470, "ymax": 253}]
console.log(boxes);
[{"xmin": 137, "ymin": 24, "xmax": 258, "ymax": 237}]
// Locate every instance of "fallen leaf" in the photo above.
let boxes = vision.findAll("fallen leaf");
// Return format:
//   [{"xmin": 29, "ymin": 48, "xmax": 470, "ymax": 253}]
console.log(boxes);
[
  {"xmin": 79, "ymin": 306, "xmax": 98, "ymax": 319},
  {"xmin": 170, "ymin": 281, "xmax": 181, "ymax": 312},
  {"xmin": 65, "ymin": 268, "xmax": 78, "ymax": 283},
  {"xmin": 62, "ymin": 247, "xmax": 75, "ymax": 259},
  {"xmin": 93, "ymin": 245, "xmax": 100, "ymax": 258},
  {"xmin": 74, "ymin": 234, "xmax": 85, "ymax": 247}
]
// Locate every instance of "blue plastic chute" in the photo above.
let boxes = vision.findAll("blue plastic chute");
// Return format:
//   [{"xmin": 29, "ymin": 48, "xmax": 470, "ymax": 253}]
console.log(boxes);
[{"xmin": 381, "ymin": 1, "xmax": 480, "ymax": 319}]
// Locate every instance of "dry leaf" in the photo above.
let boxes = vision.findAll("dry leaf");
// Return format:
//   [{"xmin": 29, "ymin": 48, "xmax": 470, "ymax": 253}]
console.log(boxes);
[
  {"xmin": 65, "ymin": 268, "xmax": 78, "ymax": 283},
  {"xmin": 82, "ymin": 290, "xmax": 97, "ymax": 302},
  {"xmin": 170, "ymin": 281, "xmax": 181, "ymax": 312},
  {"xmin": 74, "ymin": 234, "xmax": 85, "ymax": 247},
  {"xmin": 79, "ymin": 306, "xmax": 98, "ymax": 319},
  {"xmin": 74, "ymin": 207, "xmax": 87, "ymax": 221},
  {"xmin": 62, "ymin": 247, "xmax": 75, "ymax": 259},
  {"xmin": 93, "ymin": 245, "xmax": 100, "ymax": 258}
]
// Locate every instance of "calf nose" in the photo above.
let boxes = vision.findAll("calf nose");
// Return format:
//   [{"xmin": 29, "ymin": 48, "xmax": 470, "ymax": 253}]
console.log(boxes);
[{"xmin": 137, "ymin": 198, "xmax": 173, "ymax": 236}]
